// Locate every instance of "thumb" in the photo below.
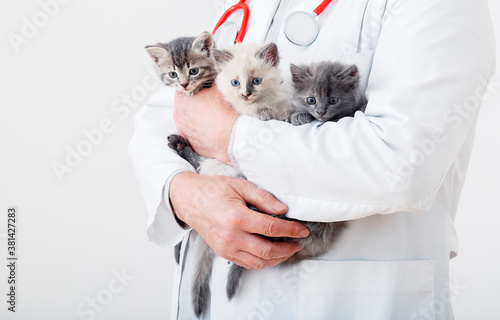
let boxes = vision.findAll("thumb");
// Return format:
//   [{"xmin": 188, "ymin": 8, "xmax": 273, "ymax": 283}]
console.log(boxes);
[{"xmin": 232, "ymin": 179, "xmax": 288, "ymax": 216}]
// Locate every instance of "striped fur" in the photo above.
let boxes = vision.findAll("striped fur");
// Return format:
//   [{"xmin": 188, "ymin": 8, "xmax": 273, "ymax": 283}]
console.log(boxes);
[{"xmin": 145, "ymin": 32, "xmax": 217, "ymax": 96}]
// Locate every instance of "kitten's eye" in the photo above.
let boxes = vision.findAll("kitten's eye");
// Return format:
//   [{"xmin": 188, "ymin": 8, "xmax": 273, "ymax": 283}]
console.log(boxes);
[
  {"xmin": 306, "ymin": 97, "xmax": 316, "ymax": 105},
  {"xmin": 329, "ymin": 97, "xmax": 338, "ymax": 104},
  {"xmin": 231, "ymin": 79, "xmax": 240, "ymax": 87},
  {"xmin": 189, "ymin": 68, "xmax": 199, "ymax": 76},
  {"xmin": 252, "ymin": 77, "xmax": 262, "ymax": 85},
  {"xmin": 168, "ymin": 72, "xmax": 177, "ymax": 79}
]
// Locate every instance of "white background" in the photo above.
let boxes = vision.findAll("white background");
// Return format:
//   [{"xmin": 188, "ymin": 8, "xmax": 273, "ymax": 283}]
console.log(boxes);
[{"xmin": 0, "ymin": 0, "xmax": 498, "ymax": 319}]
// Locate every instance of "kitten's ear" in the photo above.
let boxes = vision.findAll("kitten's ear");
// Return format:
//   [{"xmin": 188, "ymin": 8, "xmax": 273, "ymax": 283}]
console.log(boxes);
[
  {"xmin": 257, "ymin": 43, "xmax": 279, "ymax": 67},
  {"xmin": 145, "ymin": 45, "xmax": 170, "ymax": 66},
  {"xmin": 290, "ymin": 64, "xmax": 311, "ymax": 89},
  {"xmin": 192, "ymin": 32, "xmax": 214, "ymax": 57},
  {"xmin": 337, "ymin": 64, "xmax": 359, "ymax": 88},
  {"xmin": 213, "ymin": 49, "xmax": 233, "ymax": 66}
]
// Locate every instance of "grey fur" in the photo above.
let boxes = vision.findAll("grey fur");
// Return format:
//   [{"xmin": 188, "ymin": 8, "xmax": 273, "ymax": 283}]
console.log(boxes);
[
  {"xmin": 167, "ymin": 134, "xmax": 201, "ymax": 170},
  {"xmin": 226, "ymin": 263, "xmax": 243, "ymax": 299},
  {"xmin": 145, "ymin": 32, "xmax": 217, "ymax": 95},
  {"xmin": 289, "ymin": 61, "xmax": 367, "ymax": 124},
  {"xmin": 192, "ymin": 239, "xmax": 215, "ymax": 318},
  {"xmin": 147, "ymin": 33, "xmax": 217, "ymax": 318},
  {"xmin": 173, "ymin": 242, "xmax": 181, "ymax": 264}
]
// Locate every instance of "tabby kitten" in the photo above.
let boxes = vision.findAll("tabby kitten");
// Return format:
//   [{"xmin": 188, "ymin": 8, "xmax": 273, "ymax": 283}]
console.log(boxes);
[
  {"xmin": 145, "ymin": 32, "xmax": 218, "ymax": 268},
  {"xmin": 145, "ymin": 32, "xmax": 217, "ymax": 95}
]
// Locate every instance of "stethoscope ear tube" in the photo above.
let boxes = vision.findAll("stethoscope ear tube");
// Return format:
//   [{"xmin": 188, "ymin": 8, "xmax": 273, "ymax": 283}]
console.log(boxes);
[
  {"xmin": 212, "ymin": 0, "xmax": 249, "ymax": 44},
  {"xmin": 212, "ymin": 0, "xmax": 333, "ymax": 46}
]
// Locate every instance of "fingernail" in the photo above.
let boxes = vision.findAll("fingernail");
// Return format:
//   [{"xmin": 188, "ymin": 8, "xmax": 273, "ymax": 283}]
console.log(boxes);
[
  {"xmin": 272, "ymin": 201, "xmax": 287, "ymax": 213},
  {"xmin": 300, "ymin": 229, "xmax": 310, "ymax": 238}
]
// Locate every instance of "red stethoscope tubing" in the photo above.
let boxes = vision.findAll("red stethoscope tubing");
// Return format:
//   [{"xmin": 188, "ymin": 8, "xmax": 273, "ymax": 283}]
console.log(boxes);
[
  {"xmin": 212, "ymin": 0, "xmax": 332, "ymax": 44},
  {"xmin": 313, "ymin": 0, "xmax": 333, "ymax": 16},
  {"xmin": 212, "ymin": 0, "xmax": 250, "ymax": 44}
]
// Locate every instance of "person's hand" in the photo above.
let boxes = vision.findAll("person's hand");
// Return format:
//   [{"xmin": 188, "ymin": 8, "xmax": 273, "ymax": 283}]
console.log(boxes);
[
  {"xmin": 169, "ymin": 171, "xmax": 310, "ymax": 269},
  {"xmin": 174, "ymin": 86, "xmax": 238, "ymax": 165}
]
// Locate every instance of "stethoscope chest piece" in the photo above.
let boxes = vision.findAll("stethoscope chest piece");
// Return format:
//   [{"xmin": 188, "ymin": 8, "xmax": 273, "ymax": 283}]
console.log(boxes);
[{"xmin": 283, "ymin": 11, "xmax": 319, "ymax": 46}]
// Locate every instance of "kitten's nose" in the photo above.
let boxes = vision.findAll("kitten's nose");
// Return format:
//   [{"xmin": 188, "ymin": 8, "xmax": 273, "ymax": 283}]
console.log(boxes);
[
  {"xmin": 180, "ymin": 83, "xmax": 189, "ymax": 89},
  {"xmin": 317, "ymin": 110, "xmax": 326, "ymax": 116},
  {"xmin": 241, "ymin": 93, "xmax": 251, "ymax": 99}
]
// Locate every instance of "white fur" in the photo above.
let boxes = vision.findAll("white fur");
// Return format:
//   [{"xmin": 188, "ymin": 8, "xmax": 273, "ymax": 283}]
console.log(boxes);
[
  {"xmin": 216, "ymin": 44, "xmax": 290, "ymax": 119},
  {"xmin": 197, "ymin": 43, "xmax": 291, "ymax": 179},
  {"xmin": 198, "ymin": 158, "xmax": 239, "ymax": 177}
]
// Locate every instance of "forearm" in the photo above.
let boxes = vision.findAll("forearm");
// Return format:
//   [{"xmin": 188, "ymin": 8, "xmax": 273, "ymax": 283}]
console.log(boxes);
[{"xmin": 229, "ymin": 0, "xmax": 496, "ymax": 222}]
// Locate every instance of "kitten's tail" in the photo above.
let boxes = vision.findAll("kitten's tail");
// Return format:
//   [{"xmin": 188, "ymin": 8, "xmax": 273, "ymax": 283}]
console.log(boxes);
[
  {"xmin": 226, "ymin": 264, "xmax": 244, "ymax": 300},
  {"xmin": 174, "ymin": 242, "xmax": 181, "ymax": 264},
  {"xmin": 193, "ymin": 240, "xmax": 215, "ymax": 318}
]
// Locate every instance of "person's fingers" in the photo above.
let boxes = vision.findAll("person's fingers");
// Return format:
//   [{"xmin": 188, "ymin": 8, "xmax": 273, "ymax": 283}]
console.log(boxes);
[
  {"xmin": 209, "ymin": 225, "xmax": 300, "ymax": 269},
  {"xmin": 232, "ymin": 250, "xmax": 291, "ymax": 270},
  {"xmin": 213, "ymin": 240, "xmax": 284, "ymax": 270},
  {"xmin": 243, "ymin": 234, "xmax": 301, "ymax": 260},
  {"xmin": 229, "ymin": 178, "xmax": 311, "ymax": 237},
  {"xmin": 232, "ymin": 179, "xmax": 289, "ymax": 216},
  {"xmin": 227, "ymin": 257, "xmax": 252, "ymax": 270},
  {"xmin": 239, "ymin": 208, "xmax": 310, "ymax": 239}
]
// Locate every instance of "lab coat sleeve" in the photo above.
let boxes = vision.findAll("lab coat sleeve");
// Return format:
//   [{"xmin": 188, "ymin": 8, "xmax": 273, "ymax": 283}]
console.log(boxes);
[
  {"xmin": 128, "ymin": 86, "xmax": 195, "ymax": 248},
  {"xmin": 228, "ymin": 0, "xmax": 496, "ymax": 222}
]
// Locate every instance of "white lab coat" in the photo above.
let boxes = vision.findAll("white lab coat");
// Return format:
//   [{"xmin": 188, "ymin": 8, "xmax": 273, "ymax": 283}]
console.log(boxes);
[{"xmin": 129, "ymin": 0, "xmax": 496, "ymax": 319}]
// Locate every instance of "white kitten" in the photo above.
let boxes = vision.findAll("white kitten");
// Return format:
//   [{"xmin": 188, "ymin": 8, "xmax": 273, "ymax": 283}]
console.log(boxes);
[{"xmin": 215, "ymin": 43, "xmax": 290, "ymax": 120}]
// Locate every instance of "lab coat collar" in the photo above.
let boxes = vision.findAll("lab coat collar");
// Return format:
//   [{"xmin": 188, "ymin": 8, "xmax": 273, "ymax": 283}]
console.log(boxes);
[{"xmin": 241, "ymin": 0, "xmax": 282, "ymax": 44}]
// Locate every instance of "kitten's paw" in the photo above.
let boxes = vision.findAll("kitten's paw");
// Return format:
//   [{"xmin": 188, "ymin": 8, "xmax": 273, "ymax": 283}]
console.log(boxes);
[
  {"xmin": 257, "ymin": 107, "xmax": 274, "ymax": 121},
  {"xmin": 167, "ymin": 134, "xmax": 190, "ymax": 153},
  {"xmin": 280, "ymin": 109, "xmax": 293, "ymax": 123},
  {"xmin": 291, "ymin": 112, "xmax": 315, "ymax": 125}
]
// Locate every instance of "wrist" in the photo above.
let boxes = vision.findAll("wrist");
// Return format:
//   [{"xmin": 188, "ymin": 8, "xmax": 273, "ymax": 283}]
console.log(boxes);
[
  {"xmin": 217, "ymin": 113, "xmax": 238, "ymax": 165},
  {"xmin": 168, "ymin": 171, "xmax": 198, "ymax": 224}
]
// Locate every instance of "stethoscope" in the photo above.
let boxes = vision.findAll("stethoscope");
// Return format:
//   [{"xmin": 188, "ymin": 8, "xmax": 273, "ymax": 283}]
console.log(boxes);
[{"xmin": 212, "ymin": 0, "xmax": 333, "ymax": 46}]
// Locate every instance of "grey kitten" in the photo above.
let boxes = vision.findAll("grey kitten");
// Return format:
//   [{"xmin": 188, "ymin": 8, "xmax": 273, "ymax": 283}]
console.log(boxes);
[
  {"xmin": 289, "ymin": 61, "xmax": 367, "ymax": 124},
  {"xmin": 145, "ymin": 32, "xmax": 217, "ymax": 96},
  {"xmin": 167, "ymin": 42, "xmax": 287, "ymax": 318},
  {"xmin": 226, "ymin": 61, "xmax": 367, "ymax": 301}
]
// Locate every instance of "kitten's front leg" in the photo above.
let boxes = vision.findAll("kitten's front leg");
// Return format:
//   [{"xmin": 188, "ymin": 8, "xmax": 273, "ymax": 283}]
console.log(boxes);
[
  {"xmin": 167, "ymin": 134, "xmax": 201, "ymax": 170},
  {"xmin": 280, "ymin": 109, "xmax": 293, "ymax": 123},
  {"xmin": 256, "ymin": 107, "xmax": 275, "ymax": 121},
  {"xmin": 290, "ymin": 112, "xmax": 315, "ymax": 125}
]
